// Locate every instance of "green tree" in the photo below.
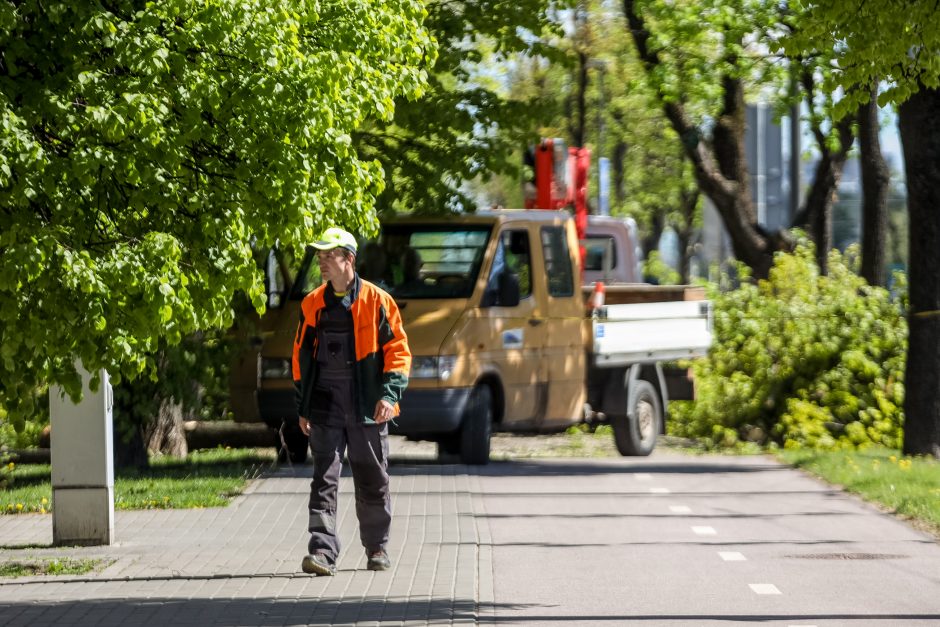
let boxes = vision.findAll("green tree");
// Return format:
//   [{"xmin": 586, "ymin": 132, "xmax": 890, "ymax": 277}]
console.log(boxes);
[
  {"xmin": 355, "ymin": 0, "xmax": 563, "ymax": 215},
  {"xmin": 784, "ymin": 0, "xmax": 940, "ymax": 457},
  {"xmin": 621, "ymin": 0, "xmax": 870, "ymax": 279},
  {"xmin": 482, "ymin": 0, "xmax": 703, "ymax": 280},
  {"xmin": 622, "ymin": 0, "xmax": 795, "ymax": 279},
  {"xmin": 0, "ymin": 0, "xmax": 433, "ymax": 429}
]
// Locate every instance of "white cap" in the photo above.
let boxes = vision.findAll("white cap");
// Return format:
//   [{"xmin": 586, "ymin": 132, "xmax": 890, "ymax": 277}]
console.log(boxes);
[{"xmin": 312, "ymin": 227, "xmax": 357, "ymax": 255}]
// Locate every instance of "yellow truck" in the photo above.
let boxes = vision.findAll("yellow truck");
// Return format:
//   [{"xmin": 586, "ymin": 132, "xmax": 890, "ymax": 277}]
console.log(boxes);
[{"xmin": 230, "ymin": 210, "xmax": 711, "ymax": 464}]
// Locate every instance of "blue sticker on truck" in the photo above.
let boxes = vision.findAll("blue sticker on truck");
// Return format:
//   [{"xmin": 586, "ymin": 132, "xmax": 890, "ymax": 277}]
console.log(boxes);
[
  {"xmin": 595, "ymin": 324, "xmax": 605, "ymax": 338},
  {"xmin": 502, "ymin": 329, "xmax": 524, "ymax": 349}
]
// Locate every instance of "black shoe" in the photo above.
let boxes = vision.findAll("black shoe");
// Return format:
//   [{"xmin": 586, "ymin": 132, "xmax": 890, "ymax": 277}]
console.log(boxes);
[
  {"xmin": 367, "ymin": 550, "xmax": 391, "ymax": 571},
  {"xmin": 302, "ymin": 553, "xmax": 336, "ymax": 576}
]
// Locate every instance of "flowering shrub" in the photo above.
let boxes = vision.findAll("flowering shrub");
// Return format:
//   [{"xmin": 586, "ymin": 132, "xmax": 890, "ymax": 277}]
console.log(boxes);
[{"xmin": 670, "ymin": 244, "xmax": 907, "ymax": 450}]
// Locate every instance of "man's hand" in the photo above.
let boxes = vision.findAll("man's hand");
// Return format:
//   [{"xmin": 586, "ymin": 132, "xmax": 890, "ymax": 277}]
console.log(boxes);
[
  {"xmin": 299, "ymin": 416, "xmax": 310, "ymax": 436},
  {"xmin": 373, "ymin": 399, "xmax": 395, "ymax": 424}
]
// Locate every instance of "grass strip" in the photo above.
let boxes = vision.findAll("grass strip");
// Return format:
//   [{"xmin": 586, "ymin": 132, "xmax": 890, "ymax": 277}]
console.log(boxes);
[
  {"xmin": 0, "ymin": 557, "xmax": 106, "ymax": 578},
  {"xmin": 1, "ymin": 448, "xmax": 274, "ymax": 514},
  {"xmin": 779, "ymin": 446, "xmax": 940, "ymax": 538}
]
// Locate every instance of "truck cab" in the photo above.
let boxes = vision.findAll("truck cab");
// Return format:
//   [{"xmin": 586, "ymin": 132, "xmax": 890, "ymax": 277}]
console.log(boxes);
[
  {"xmin": 378, "ymin": 211, "xmax": 588, "ymax": 464},
  {"xmin": 231, "ymin": 210, "xmax": 589, "ymax": 464},
  {"xmin": 230, "ymin": 210, "xmax": 710, "ymax": 465}
]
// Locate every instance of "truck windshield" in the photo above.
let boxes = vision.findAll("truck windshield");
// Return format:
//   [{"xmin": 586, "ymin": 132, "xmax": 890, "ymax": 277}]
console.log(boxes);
[{"xmin": 361, "ymin": 225, "xmax": 491, "ymax": 299}]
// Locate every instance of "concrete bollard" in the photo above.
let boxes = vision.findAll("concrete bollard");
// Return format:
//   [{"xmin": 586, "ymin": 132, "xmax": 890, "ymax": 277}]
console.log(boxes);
[{"xmin": 49, "ymin": 366, "xmax": 115, "ymax": 546}]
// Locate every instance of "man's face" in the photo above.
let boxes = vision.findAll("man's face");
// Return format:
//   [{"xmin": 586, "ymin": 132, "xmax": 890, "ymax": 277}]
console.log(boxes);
[{"xmin": 317, "ymin": 249, "xmax": 353, "ymax": 284}]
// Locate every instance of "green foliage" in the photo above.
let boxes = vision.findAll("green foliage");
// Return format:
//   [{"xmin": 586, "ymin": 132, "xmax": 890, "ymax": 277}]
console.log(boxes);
[
  {"xmin": 637, "ymin": 0, "xmax": 787, "ymax": 106},
  {"xmin": 643, "ymin": 250, "xmax": 681, "ymax": 285},
  {"xmin": 357, "ymin": 0, "xmax": 563, "ymax": 214},
  {"xmin": 0, "ymin": 0, "xmax": 433, "ymax": 427},
  {"xmin": 784, "ymin": 0, "xmax": 940, "ymax": 111},
  {"xmin": 670, "ymin": 243, "xmax": 908, "ymax": 450},
  {"xmin": 0, "ymin": 403, "xmax": 47, "ymax": 450},
  {"xmin": 475, "ymin": 0, "xmax": 703, "ymax": 253},
  {"xmin": 111, "ymin": 329, "xmax": 236, "ymax": 452},
  {"xmin": 0, "ymin": 458, "xmax": 11, "ymax": 490}
]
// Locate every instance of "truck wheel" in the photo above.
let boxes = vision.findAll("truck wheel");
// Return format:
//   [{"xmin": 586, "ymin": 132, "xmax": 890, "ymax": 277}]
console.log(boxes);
[
  {"xmin": 437, "ymin": 435, "xmax": 461, "ymax": 460},
  {"xmin": 460, "ymin": 385, "xmax": 492, "ymax": 465},
  {"xmin": 613, "ymin": 380, "xmax": 661, "ymax": 456}
]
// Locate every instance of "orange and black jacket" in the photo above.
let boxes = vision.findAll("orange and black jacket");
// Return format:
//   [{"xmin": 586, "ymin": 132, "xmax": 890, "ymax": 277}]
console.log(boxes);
[{"xmin": 292, "ymin": 276, "xmax": 411, "ymax": 425}]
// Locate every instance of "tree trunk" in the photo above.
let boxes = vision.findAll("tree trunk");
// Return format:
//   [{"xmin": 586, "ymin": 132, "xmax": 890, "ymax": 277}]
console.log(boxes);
[
  {"xmin": 799, "ymin": 150, "xmax": 840, "ymax": 274},
  {"xmin": 641, "ymin": 210, "xmax": 665, "ymax": 260},
  {"xmin": 791, "ymin": 71, "xmax": 855, "ymax": 275},
  {"xmin": 898, "ymin": 86, "xmax": 940, "ymax": 459},
  {"xmin": 677, "ymin": 188, "xmax": 699, "ymax": 284},
  {"xmin": 145, "ymin": 397, "xmax": 189, "ymax": 458},
  {"xmin": 567, "ymin": 49, "xmax": 589, "ymax": 149},
  {"xmin": 612, "ymin": 138, "xmax": 628, "ymax": 206},
  {"xmin": 622, "ymin": 0, "xmax": 792, "ymax": 279},
  {"xmin": 859, "ymin": 84, "xmax": 890, "ymax": 287}
]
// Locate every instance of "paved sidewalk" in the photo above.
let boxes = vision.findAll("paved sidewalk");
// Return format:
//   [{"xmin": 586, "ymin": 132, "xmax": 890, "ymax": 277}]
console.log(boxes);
[
  {"xmin": 3, "ymin": 446, "xmax": 939, "ymax": 626},
  {"xmin": 0, "ymin": 448, "xmax": 486, "ymax": 626}
]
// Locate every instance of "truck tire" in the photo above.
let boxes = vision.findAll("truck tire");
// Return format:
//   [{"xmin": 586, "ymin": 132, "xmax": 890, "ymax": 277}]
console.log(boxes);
[
  {"xmin": 613, "ymin": 380, "xmax": 661, "ymax": 456},
  {"xmin": 460, "ymin": 385, "xmax": 492, "ymax": 465},
  {"xmin": 437, "ymin": 435, "xmax": 461, "ymax": 461}
]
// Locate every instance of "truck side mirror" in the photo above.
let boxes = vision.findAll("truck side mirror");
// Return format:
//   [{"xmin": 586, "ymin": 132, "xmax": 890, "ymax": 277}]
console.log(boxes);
[{"xmin": 497, "ymin": 270, "xmax": 521, "ymax": 307}]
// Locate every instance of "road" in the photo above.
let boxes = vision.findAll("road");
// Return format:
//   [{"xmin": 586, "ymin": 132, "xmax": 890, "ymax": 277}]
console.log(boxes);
[{"xmin": 473, "ymin": 453, "xmax": 940, "ymax": 626}]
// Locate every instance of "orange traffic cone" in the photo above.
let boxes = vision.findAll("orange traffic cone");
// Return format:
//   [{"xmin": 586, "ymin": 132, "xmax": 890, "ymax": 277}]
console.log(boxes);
[{"xmin": 588, "ymin": 281, "xmax": 606, "ymax": 314}]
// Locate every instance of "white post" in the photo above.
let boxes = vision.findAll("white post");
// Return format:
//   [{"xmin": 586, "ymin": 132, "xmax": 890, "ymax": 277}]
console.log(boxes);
[{"xmin": 50, "ymin": 366, "xmax": 114, "ymax": 546}]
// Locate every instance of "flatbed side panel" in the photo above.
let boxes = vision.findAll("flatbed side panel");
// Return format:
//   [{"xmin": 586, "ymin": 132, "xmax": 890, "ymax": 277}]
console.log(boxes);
[{"xmin": 592, "ymin": 301, "xmax": 711, "ymax": 364}]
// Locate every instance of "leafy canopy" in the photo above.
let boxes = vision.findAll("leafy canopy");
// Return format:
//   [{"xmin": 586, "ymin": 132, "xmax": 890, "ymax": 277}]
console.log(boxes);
[
  {"xmin": 357, "ymin": 0, "xmax": 566, "ymax": 214},
  {"xmin": 784, "ymin": 0, "xmax": 940, "ymax": 110},
  {"xmin": 0, "ymin": 0, "xmax": 433, "ymax": 427}
]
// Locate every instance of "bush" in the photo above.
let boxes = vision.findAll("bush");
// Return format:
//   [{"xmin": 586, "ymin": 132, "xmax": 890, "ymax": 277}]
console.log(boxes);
[
  {"xmin": 0, "ymin": 391, "xmax": 48, "ymax": 451},
  {"xmin": 669, "ymin": 243, "xmax": 907, "ymax": 451}
]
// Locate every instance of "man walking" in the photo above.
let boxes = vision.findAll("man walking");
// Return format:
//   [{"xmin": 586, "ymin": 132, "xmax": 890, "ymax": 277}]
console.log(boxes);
[{"xmin": 292, "ymin": 227, "xmax": 411, "ymax": 575}]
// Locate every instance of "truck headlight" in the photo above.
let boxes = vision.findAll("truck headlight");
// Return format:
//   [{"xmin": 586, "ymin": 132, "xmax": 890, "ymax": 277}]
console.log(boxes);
[
  {"xmin": 261, "ymin": 358, "xmax": 292, "ymax": 380},
  {"xmin": 410, "ymin": 355, "xmax": 457, "ymax": 381}
]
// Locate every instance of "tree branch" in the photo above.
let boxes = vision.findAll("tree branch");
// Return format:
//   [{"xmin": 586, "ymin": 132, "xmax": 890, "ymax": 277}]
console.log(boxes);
[{"xmin": 622, "ymin": 0, "xmax": 737, "ymax": 203}]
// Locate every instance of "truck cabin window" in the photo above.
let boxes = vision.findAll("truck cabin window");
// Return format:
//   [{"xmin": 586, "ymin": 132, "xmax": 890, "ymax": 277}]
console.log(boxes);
[
  {"xmin": 360, "ymin": 226, "xmax": 491, "ymax": 299},
  {"xmin": 583, "ymin": 235, "xmax": 618, "ymax": 272},
  {"xmin": 483, "ymin": 230, "xmax": 532, "ymax": 306},
  {"xmin": 541, "ymin": 226, "xmax": 575, "ymax": 297}
]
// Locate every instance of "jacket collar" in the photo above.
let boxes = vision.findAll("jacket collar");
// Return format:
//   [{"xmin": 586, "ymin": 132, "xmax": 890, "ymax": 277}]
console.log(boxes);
[{"xmin": 325, "ymin": 274, "xmax": 361, "ymax": 310}]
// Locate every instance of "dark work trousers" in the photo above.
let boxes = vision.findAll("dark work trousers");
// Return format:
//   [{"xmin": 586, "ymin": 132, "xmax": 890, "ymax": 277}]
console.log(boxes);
[{"xmin": 307, "ymin": 371, "xmax": 391, "ymax": 563}]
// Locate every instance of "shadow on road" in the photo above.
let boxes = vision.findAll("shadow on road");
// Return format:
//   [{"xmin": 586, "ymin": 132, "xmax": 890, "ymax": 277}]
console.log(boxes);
[
  {"xmin": 272, "ymin": 455, "xmax": 792, "ymax": 479},
  {"xmin": 1, "ymin": 594, "xmax": 937, "ymax": 625},
  {"xmin": 0, "ymin": 594, "xmax": 532, "ymax": 625}
]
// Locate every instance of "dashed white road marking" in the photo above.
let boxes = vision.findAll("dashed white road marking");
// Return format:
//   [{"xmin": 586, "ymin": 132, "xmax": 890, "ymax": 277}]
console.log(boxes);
[
  {"xmin": 749, "ymin": 583, "xmax": 782, "ymax": 595},
  {"xmin": 669, "ymin": 505, "xmax": 691, "ymax": 513},
  {"xmin": 691, "ymin": 526, "xmax": 717, "ymax": 535},
  {"xmin": 649, "ymin": 487, "xmax": 671, "ymax": 494},
  {"xmin": 718, "ymin": 551, "xmax": 747, "ymax": 561},
  {"xmin": 634, "ymin": 473, "xmax": 653, "ymax": 481}
]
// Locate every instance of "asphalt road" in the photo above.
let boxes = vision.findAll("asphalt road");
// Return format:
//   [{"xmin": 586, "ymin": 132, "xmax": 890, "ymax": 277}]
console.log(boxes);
[{"xmin": 469, "ymin": 453, "xmax": 940, "ymax": 627}]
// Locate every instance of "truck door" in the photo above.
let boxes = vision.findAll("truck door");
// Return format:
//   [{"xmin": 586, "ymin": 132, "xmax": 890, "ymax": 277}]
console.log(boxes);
[
  {"xmin": 537, "ymin": 223, "xmax": 587, "ymax": 427},
  {"xmin": 481, "ymin": 227, "xmax": 546, "ymax": 425}
]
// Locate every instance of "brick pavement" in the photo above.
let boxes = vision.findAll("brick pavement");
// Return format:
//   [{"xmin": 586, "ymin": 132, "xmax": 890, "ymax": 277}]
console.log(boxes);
[{"xmin": 0, "ymin": 450, "xmax": 490, "ymax": 626}]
